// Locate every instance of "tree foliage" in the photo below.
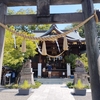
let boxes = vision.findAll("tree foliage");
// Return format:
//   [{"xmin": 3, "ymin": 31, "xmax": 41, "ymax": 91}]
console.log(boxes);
[
  {"xmin": 64, "ymin": 10, "xmax": 85, "ymax": 37},
  {"xmin": 65, "ymin": 23, "xmax": 85, "ymax": 38},
  {"xmin": 3, "ymin": 26, "xmax": 37, "ymax": 70},
  {"xmin": 78, "ymin": 53, "xmax": 88, "ymax": 72},
  {"xmin": 3, "ymin": 8, "xmax": 51, "ymax": 70},
  {"xmin": 64, "ymin": 53, "xmax": 78, "ymax": 68}
]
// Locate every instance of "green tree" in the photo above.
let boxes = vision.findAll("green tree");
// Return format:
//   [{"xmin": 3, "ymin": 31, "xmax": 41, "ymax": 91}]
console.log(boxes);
[
  {"xmin": 3, "ymin": 26, "xmax": 37, "ymax": 70},
  {"xmin": 65, "ymin": 23, "xmax": 85, "ymax": 38},
  {"xmin": 64, "ymin": 53, "xmax": 78, "ymax": 68},
  {"xmin": 36, "ymin": 24, "xmax": 51, "ymax": 30},
  {"xmin": 65, "ymin": 10, "xmax": 85, "ymax": 37},
  {"xmin": 7, "ymin": 8, "xmax": 15, "ymax": 15},
  {"xmin": 78, "ymin": 53, "xmax": 88, "ymax": 72}
]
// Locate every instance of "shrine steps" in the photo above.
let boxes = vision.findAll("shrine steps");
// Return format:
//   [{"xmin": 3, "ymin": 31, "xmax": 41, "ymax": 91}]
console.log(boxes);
[{"xmin": 34, "ymin": 78, "xmax": 73, "ymax": 84}]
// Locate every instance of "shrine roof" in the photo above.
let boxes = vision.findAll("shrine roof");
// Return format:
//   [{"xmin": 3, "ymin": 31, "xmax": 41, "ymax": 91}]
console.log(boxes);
[{"xmin": 33, "ymin": 24, "xmax": 85, "ymax": 42}]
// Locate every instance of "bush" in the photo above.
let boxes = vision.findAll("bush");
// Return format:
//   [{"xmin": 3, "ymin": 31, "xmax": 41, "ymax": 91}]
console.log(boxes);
[
  {"xmin": 67, "ymin": 82, "xmax": 74, "ymax": 88},
  {"xmin": 5, "ymin": 80, "xmax": 42, "ymax": 89},
  {"xmin": 19, "ymin": 80, "xmax": 31, "ymax": 89},
  {"xmin": 74, "ymin": 79, "xmax": 86, "ymax": 89},
  {"xmin": 12, "ymin": 84, "xmax": 19, "ymax": 89},
  {"xmin": 31, "ymin": 81, "xmax": 42, "ymax": 89},
  {"xmin": 5, "ymin": 84, "xmax": 13, "ymax": 89},
  {"xmin": 65, "ymin": 53, "xmax": 78, "ymax": 68},
  {"xmin": 78, "ymin": 53, "xmax": 89, "ymax": 72},
  {"xmin": 67, "ymin": 80, "xmax": 90, "ymax": 89}
]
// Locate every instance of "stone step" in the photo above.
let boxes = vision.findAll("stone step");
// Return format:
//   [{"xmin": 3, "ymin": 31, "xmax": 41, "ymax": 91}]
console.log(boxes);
[{"xmin": 34, "ymin": 78, "xmax": 73, "ymax": 84}]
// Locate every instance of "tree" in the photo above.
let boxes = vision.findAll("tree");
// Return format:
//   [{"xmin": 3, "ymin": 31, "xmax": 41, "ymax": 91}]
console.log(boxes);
[
  {"xmin": 64, "ymin": 53, "xmax": 78, "ymax": 68},
  {"xmin": 65, "ymin": 23, "xmax": 85, "ymax": 38},
  {"xmin": 3, "ymin": 26, "xmax": 37, "ymax": 70},
  {"xmin": 78, "ymin": 53, "xmax": 88, "ymax": 72},
  {"xmin": 65, "ymin": 10, "xmax": 85, "ymax": 37},
  {"xmin": 3, "ymin": 8, "xmax": 51, "ymax": 70},
  {"xmin": 36, "ymin": 24, "xmax": 51, "ymax": 30}
]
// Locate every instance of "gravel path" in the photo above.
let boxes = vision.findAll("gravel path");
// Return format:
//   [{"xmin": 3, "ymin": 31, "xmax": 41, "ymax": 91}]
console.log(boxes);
[
  {"xmin": 0, "ymin": 86, "xmax": 92, "ymax": 100},
  {"xmin": 0, "ymin": 89, "xmax": 34, "ymax": 100},
  {"xmin": 73, "ymin": 92, "xmax": 92, "ymax": 100}
]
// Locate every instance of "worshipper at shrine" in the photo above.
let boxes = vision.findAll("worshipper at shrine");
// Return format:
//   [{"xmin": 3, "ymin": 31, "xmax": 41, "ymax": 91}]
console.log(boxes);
[
  {"xmin": 47, "ymin": 63, "xmax": 52, "ymax": 78},
  {"xmin": 42, "ymin": 67, "xmax": 46, "ymax": 78}
]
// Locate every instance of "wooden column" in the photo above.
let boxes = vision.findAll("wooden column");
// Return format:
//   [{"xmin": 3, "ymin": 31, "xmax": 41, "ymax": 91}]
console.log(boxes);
[
  {"xmin": 37, "ymin": 0, "xmax": 50, "ymax": 17},
  {"xmin": 0, "ymin": 3, "xmax": 7, "ymax": 84},
  {"xmin": 82, "ymin": 0, "xmax": 100, "ymax": 100}
]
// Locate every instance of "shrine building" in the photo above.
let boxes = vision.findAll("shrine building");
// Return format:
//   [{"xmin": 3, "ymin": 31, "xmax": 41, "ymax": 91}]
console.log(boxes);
[{"xmin": 31, "ymin": 24, "xmax": 86, "ymax": 78}]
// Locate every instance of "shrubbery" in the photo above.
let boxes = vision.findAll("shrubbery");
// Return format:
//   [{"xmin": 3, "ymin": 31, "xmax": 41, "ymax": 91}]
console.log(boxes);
[
  {"xmin": 5, "ymin": 81, "xmax": 42, "ymax": 89},
  {"xmin": 67, "ymin": 80, "xmax": 90, "ymax": 89},
  {"xmin": 66, "ymin": 82, "xmax": 74, "ymax": 88}
]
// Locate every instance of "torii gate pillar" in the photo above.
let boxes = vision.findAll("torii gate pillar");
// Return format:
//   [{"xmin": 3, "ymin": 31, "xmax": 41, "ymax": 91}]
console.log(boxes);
[
  {"xmin": 0, "ymin": 3, "xmax": 7, "ymax": 84},
  {"xmin": 82, "ymin": 0, "xmax": 100, "ymax": 100}
]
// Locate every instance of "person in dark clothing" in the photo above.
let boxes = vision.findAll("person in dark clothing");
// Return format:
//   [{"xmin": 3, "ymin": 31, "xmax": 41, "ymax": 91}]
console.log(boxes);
[
  {"xmin": 47, "ymin": 64, "xmax": 52, "ymax": 78},
  {"xmin": 11, "ymin": 70, "xmax": 15, "ymax": 83}
]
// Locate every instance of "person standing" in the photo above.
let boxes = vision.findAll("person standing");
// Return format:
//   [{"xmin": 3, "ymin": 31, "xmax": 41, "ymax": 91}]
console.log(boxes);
[
  {"xmin": 47, "ymin": 63, "xmax": 52, "ymax": 78},
  {"xmin": 42, "ymin": 67, "xmax": 46, "ymax": 78}
]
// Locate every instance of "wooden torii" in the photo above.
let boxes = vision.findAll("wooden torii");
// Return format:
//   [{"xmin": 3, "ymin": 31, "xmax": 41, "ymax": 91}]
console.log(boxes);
[{"xmin": 0, "ymin": 0, "xmax": 100, "ymax": 100}]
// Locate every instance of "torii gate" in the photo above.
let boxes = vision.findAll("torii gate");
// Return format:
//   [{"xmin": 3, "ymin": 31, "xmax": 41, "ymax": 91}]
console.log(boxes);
[{"xmin": 0, "ymin": 0, "xmax": 100, "ymax": 100}]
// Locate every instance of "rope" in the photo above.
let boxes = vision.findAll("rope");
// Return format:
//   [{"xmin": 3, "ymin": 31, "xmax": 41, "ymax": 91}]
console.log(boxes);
[
  {"xmin": 0, "ymin": 11, "xmax": 98, "ymax": 41},
  {"xmin": 0, "ymin": 11, "xmax": 98, "ymax": 57},
  {"xmin": 47, "ymin": 51, "xmax": 65, "ymax": 58}
]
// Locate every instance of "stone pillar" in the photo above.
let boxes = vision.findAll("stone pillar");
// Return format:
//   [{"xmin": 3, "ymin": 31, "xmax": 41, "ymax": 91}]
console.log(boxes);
[
  {"xmin": 74, "ymin": 66, "xmax": 89, "ymax": 85},
  {"xmin": 20, "ymin": 59, "xmax": 35, "ymax": 85},
  {"xmin": 74, "ymin": 72, "xmax": 89, "ymax": 85},
  {"xmin": 0, "ymin": 4, "xmax": 7, "ymax": 84}
]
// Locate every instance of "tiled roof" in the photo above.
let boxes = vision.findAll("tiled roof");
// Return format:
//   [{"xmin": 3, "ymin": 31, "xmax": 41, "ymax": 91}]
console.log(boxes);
[{"xmin": 33, "ymin": 24, "xmax": 85, "ymax": 42}]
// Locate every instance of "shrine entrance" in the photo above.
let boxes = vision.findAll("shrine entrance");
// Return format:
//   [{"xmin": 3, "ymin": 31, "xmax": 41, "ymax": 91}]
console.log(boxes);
[
  {"xmin": 44, "ymin": 55, "xmax": 66, "ymax": 78},
  {"xmin": 32, "ymin": 25, "xmax": 86, "ymax": 78},
  {"xmin": 0, "ymin": 0, "xmax": 100, "ymax": 99},
  {"xmin": 32, "ymin": 54, "xmax": 67, "ymax": 78}
]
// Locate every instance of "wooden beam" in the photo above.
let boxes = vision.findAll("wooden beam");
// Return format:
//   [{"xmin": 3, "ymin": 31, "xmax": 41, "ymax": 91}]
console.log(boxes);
[
  {"xmin": 4, "ymin": 11, "xmax": 100, "ymax": 25},
  {"xmin": 37, "ymin": 0, "xmax": 50, "ymax": 17},
  {"xmin": 0, "ymin": 4, "xmax": 7, "ymax": 84},
  {"xmin": 0, "ymin": 0, "xmax": 100, "ymax": 6},
  {"xmin": 5, "ymin": 13, "xmax": 84, "ymax": 25},
  {"xmin": 82, "ymin": 0, "xmax": 100, "ymax": 100}
]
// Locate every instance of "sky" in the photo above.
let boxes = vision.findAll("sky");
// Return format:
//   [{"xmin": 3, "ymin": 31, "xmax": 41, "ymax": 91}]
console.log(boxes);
[{"xmin": 9, "ymin": 3, "xmax": 100, "ymax": 30}]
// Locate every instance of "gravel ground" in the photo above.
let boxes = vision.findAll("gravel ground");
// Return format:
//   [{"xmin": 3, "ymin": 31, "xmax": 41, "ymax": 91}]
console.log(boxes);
[
  {"xmin": 0, "ymin": 89, "xmax": 34, "ymax": 100},
  {"xmin": 0, "ymin": 91, "xmax": 92, "ymax": 100},
  {"xmin": 0, "ymin": 88, "xmax": 92, "ymax": 100},
  {"xmin": 73, "ymin": 92, "xmax": 92, "ymax": 100}
]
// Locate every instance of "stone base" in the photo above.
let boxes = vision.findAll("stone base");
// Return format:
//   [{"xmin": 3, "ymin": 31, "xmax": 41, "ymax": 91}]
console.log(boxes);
[
  {"xmin": 74, "ymin": 89, "xmax": 86, "ymax": 95},
  {"xmin": 20, "ymin": 72, "xmax": 35, "ymax": 85},
  {"xmin": 74, "ymin": 72, "xmax": 89, "ymax": 85},
  {"xmin": 18, "ymin": 88, "xmax": 31, "ymax": 95},
  {"xmin": 20, "ymin": 59, "xmax": 35, "ymax": 85}
]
